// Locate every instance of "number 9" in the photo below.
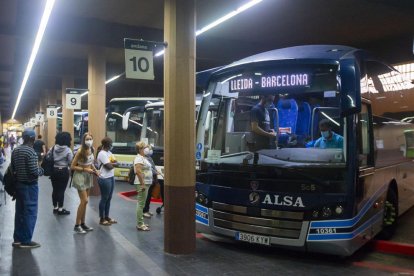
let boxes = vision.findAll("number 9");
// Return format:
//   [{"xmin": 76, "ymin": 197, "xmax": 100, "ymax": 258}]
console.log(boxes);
[{"xmin": 71, "ymin": 98, "xmax": 77, "ymax": 105}]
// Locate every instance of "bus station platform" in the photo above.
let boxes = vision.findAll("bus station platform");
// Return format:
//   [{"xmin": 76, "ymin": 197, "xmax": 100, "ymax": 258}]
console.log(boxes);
[{"xmin": 1, "ymin": 171, "xmax": 414, "ymax": 275}]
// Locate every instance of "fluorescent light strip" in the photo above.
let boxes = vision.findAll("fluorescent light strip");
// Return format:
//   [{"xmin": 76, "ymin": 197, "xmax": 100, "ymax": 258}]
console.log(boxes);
[
  {"xmin": 155, "ymin": 0, "xmax": 263, "ymax": 57},
  {"xmin": 80, "ymin": 72, "xmax": 126, "ymax": 98},
  {"xmin": 12, "ymin": 0, "xmax": 56, "ymax": 119}
]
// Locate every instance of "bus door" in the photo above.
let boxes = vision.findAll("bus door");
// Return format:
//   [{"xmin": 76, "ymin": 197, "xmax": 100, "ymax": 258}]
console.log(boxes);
[{"xmin": 356, "ymin": 102, "xmax": 375, "ymax": 213}]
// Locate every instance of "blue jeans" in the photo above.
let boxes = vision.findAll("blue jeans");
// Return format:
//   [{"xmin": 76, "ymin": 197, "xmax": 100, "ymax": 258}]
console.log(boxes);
[
  {"xmin": 98, "ymin": 177, "xmax": 114, "ymax": 218},
  {"xmin": 14, "ymin": 181, "xmax": 38, "ymax": 244}
]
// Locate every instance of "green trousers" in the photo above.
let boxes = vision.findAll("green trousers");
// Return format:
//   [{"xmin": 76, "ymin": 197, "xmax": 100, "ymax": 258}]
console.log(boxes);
[{"xmin": 136, "ymin": 185, "xmax": 148, "ymax": 226}]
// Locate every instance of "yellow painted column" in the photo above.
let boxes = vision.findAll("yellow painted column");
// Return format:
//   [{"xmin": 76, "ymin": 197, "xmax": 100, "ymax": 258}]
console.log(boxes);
[
  {"xmin": 62, "ymin": 76, "xmax": 75, "ymax": 148},
  {"xmin": 47, "ymin": 90, "xmax": 57, "ymax": 149},
  {"xmin": 164, "ymin": 0, "xmax": 196, "ymax": 254},
  {"xmin": 87, "ymin": 46, "xmax": 106, "ymax": 146}
]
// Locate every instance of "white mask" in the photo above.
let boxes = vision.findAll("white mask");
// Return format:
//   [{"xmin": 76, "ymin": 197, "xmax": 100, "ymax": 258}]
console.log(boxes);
[
  {"xmin": 143, "ymin": 147, "xmax": 150, "ymax": 156},
  {"xmin": 85, "ymin": 140, "xmax": 93, "ymax": 147}
]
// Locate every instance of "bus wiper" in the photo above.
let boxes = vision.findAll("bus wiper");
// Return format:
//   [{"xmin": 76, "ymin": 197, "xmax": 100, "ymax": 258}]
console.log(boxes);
[{"xmin": 285, "ymin": 168, "xmax": 329, "ymax": 187}]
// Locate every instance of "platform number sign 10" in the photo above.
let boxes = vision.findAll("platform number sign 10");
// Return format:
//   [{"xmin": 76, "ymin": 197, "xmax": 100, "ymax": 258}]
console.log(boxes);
[
  {"xmin": 124, "ymin": 38, "xmax": 155, "ymax": 80},
  {"xmin": 65, "ymin": 89, "xmax": 83, "ymax": 110},
  {"xmin": 47, "ymin": 105, "xmax": 58, "ymax": 119}
]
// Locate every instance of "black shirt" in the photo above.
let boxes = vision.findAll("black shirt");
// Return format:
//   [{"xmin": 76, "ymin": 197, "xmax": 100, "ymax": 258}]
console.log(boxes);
[
  {"xmin": 250, "ymin": 103, "xmax": 276, "ymax": 149},
  {"xmin": 33, "ymin": 140, "xmax": 45, "ymax": 153}
]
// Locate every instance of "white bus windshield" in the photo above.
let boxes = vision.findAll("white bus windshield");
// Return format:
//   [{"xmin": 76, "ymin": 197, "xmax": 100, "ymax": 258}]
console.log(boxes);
[{"xmin": 197, "ymin": 64, "xmax": 346, "ymax": 165}]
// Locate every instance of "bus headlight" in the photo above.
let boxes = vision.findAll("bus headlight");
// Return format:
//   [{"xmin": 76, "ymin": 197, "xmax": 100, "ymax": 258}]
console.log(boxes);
[
  {"xmin": 321, "ymin": 207, "xmax": 332, "ymax": 218},
  {"xmin": 335, "ymin": 205, "xmax": 344, "ymax": 215},
  {"xmin": 196, "ymin": 193, "xmax": 208, "ymax": 205}
]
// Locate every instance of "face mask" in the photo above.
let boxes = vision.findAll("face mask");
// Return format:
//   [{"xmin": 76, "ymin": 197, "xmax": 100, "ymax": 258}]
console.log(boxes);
[
  {"xmin": 85, "ymin": 140, "xmax": 93, "ymax": 147},
  {"xmin": 143, "ymin": 147, "xmax": 150, "ymax": 156},
  {"xmin": 321, "ymin": 131, "xmax": 330, "ymax": 139},
  {"xmin": 148, "ymin": 149, "xmax": 153, "ymax": 156}
]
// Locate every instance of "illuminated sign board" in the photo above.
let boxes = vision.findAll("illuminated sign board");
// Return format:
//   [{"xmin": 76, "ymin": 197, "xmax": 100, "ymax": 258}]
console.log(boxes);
[{"xmin": 229, "ymin": 73, "xmax": 310, "ymax": 92}]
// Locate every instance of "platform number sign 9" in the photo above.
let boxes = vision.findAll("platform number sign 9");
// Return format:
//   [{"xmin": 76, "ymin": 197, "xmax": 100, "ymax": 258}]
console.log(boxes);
[
  {"xmin": 65, "ymin": 89, "xmax": 82, "ymax": 110},
  {"xmin": 124, "ymin": 39, "xmax": 155, "ymax": 80}
]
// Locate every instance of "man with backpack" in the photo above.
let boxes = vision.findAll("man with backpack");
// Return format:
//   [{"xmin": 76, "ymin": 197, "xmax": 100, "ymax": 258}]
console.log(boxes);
[{"xmin": 11, "ymin": 128, "xmax": 44, "ymax": 249}]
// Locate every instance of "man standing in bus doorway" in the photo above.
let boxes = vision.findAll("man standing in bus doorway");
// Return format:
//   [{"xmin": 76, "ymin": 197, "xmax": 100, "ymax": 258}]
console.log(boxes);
[
  {"xmin": 314, "ymin": 119, "xmax": 343, "ymax": 149},
  {"xmin": 250, "ymin": 95, "xmax": 277, "ymax": 150}
]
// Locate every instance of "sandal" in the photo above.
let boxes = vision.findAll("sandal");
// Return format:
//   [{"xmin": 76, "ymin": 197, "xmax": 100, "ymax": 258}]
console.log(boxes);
[
  {"xmin": 136, "ymin": 225, "xmax": 150, "ymax": 231},
  {"xmin": 99, "ymin": 219, "xmax": 111, "ymax": 226},
  {"xmin": 105, "ymin": 217, "xmax": 117, "ymax": 224}
]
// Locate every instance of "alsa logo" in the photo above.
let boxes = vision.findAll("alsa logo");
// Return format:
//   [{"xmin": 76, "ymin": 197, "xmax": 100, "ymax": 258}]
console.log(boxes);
[{"xmin": 262, "ymin": 194, "xmax": 305, "ymax": 207}]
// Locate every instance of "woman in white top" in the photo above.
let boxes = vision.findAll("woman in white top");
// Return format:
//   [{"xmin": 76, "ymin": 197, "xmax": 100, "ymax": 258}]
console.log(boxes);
[
  {"xmin": 97, "ymin": 137, "xmax": 118, "ymax": 226},
  {"xmin": 134, "ymin": 141, "xmax": 153, "ymax": 231},
  {"xmin": 70, "ymin": 133, "xmax": 99, "ymax": 234}
]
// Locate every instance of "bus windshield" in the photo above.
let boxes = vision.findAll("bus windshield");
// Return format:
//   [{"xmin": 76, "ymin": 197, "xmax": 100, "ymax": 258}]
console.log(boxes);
[
  {"xmin": 142, "ymin": 106, "xmax": 164, "ymax": 147},
  {"xmin": 197, "ymin": 63, "xmax": 346, "ymax": 165}
]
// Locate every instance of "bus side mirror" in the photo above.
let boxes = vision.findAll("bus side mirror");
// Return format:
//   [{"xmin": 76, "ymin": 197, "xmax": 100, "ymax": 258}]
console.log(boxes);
[
  {"xmin": 340, "ymin": 58, "xmax": 361, "ymax": 116},
  {"xmin": 205, "ymin": 111, "xmax": 211, "ymax": 131},
  {"xmin": 122, "ymin": 112, "xmax": 131, "ymax": 130}
]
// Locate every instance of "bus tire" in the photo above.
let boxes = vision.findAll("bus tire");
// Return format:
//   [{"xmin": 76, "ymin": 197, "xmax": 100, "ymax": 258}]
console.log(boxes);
[{"xmin": 378, "ymin": 188, "xmax": 398, "ymax": 240}]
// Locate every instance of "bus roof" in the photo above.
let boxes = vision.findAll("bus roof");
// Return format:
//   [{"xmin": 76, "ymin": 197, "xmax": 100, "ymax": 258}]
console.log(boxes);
[
  {"xmin": 109, "ymin": 97, "xmax": 163, "ymax": 103},
  {"xmin": 217, "ymin": 45, "xmax": 358, "ymax": 73},
  {"xmin": 145, "ymin": 100, "xmax": 202, "ymax": 109}
]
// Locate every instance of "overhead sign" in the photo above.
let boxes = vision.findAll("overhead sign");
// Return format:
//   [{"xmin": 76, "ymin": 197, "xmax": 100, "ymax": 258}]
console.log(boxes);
[
  {"xmin": 47, "ymin": 105, "xmax": 59, "ymax": 118},
  {"xmin": 35, "ymin": 112, "xmax": 44, "ymax": 123},
  {"xmin": 65, "ymin": 88, "xmax": 86, "ymax": 110},
  {"xmin": 124, "ymin": 38, "xmax": 155, "ymax": 80},
  {"xmin": 229, "ymin": 73, "xmax": 310, "ymax": 93},
  {"xmin": 30, "ymin": 117, "xmax": 36, "ymax": 125}
]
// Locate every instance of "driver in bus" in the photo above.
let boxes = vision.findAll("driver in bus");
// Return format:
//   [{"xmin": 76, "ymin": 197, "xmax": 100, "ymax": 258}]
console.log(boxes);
[
  {"xmin": 250, "ymin": 95, "xmax": 277, "ymax": 150},
  {"xmin": 314, "ymin": 119, "xmax": 343, "ymax": 149}
]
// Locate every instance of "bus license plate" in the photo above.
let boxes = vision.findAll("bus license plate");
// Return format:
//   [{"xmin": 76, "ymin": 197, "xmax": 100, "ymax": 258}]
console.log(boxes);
[
  {"xmin": 120, "ymin": 171, "xmax": 129, "ymax": 176},
  {"xmin": 236, "ymin": 232, "xmax": 270, "ymax": 246}
]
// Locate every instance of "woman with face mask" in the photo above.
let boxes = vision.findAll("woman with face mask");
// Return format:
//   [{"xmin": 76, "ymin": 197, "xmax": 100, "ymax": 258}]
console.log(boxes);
[
  {"xmin": 70, "ymin": 133, "xmax": 99, "ymax": 234},
  {"xmin": 96, "ymin": 137, "xmax": 118, "ymax": 226},
  {"xmin": 142, "ymin": 145, "xmax": 163, "ymax": 218},
  {"xmin": 134, "ymin": 141, "xmax": 154, "ymax": 231}
]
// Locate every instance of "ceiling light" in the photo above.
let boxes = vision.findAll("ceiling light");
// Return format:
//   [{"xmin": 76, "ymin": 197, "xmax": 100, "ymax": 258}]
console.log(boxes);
[
  {"xmin": 155, "ymin": 0, "xmax": 263, "ymax": 57},
  {"xmin": 12, "ymin": 0, "xmax": 56, "ymax": 119}
]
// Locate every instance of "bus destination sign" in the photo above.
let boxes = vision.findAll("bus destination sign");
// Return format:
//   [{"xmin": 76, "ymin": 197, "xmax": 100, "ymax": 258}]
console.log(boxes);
[{"xmin": 229, "ymin": 73, "xmax": 310, "ymax": 92}]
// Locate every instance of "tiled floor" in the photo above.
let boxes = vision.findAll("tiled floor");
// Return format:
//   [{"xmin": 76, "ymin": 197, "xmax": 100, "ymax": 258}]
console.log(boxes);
[{"xmin": 0, "ymin": 162, "xmax": 413, "ymax": 275}]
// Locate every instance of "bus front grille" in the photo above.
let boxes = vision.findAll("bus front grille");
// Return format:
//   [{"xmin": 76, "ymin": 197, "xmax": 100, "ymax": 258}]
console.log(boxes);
[{"xmin": 212, "ymin": 202, "xmax": 304, "ymax": 239}]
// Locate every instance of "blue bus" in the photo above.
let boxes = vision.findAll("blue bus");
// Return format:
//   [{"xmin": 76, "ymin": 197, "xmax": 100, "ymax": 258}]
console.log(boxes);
[{"xmin": 195, "ymin": 45, "xmax": 414, "ymax": 256}]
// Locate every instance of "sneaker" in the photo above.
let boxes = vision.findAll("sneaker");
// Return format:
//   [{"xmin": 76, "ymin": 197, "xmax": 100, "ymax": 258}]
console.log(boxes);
[
  {"xmin": 18, "ymin": 241, "xmax": 41, "ymax": 249},
  {"xmin": 74, "ymin": 225, "xmax": 87, "ymax": 234},
  {"xmin": 57, "ymin": 209, "xmax": 70, "ymax": 215},
  {"xmin": 80, "ymin": 224, "xmax": 93, "ymax": 232},
  {"xmin": 143, "ymin": 212, "xmax": 152, "ymax": 218},
  {"xmin": 53, "ymin": 208, "xmax": 58, "ymax": 214},
  {"xmin": 12, "ymin": 241, "xmax": 21, "ymax": 247}
]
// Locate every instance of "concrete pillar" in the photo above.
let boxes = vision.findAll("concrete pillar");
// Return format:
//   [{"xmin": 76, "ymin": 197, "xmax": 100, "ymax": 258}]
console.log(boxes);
[
  {"xmin": 39, "ymin": 91, "xmax": 48, "ymax": 143},
  {"xmin": 88, "ymin": 46, "xmax": 106, "ymax": 197},
  {"xmin": 47, "ymin": 90, "xmax": 57, "ymax": 149},
  {"xmin": 62, "ymin": 76, "xmax": 75, "ymax": 148},
  {"xmin": 0, "ymin": 111, "xmax": 2, "ymax": 135},
  {"xmin": 164, "ymin": 0, "xmax": 196, "ymax": 254},
  {"xmin": 87, "ymin": 46, "xmax": 106, "ymax": 145}
]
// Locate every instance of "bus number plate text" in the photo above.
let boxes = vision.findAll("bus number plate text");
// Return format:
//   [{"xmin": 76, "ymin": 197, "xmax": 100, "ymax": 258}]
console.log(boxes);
[
  {"xmin": 236, "ymin": 232, "xmax": 270, "ymax": 245},
  {"xmin": 315, "ymin": 228, "xmax": 337, "ymax": 234}
]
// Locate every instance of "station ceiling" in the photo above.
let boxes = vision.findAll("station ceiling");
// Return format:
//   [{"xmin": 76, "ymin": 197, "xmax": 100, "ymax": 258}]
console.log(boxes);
[{"xmin": 1, "ymin": 0, "xmax": 414, "ymax": 121}]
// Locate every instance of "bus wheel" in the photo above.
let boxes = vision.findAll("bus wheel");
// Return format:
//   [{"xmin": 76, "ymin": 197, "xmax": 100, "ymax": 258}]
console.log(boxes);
[{"xmin": 378, "ymin": 189, "xmax": 398, "ymax": 240}]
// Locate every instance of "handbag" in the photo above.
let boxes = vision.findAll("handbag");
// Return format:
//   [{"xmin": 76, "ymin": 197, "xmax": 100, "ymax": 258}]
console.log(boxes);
[
  {"xmin": 3, "ymin": 163, "xmax": 17, "ymax": 200},
  {"xmin": 41, "ymin": 146, "xmax": 55, "ymax": 177}
]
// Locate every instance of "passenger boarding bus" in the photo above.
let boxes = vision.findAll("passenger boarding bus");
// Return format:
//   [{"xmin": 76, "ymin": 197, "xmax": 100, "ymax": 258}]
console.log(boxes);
[
  {"xmin": 195, "ymin": 45, "xmax": 414, "ymax": 256},
  {"xmin": 106, "ymin": 97, "xmax": 162, "ymax": 179}
]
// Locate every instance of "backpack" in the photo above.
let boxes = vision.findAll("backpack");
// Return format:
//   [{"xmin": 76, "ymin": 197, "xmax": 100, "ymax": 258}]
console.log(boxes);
[
  {"xmin": 41, "ymin": 146, "xmax": 55, "ymax": 176},
  {"xmin": 128, "ymin": 166, "xmax": 135, "ymax": 185},
  {"xmin": 3, "ymin": 163, "xmax": 17, "ymax": 200}
]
